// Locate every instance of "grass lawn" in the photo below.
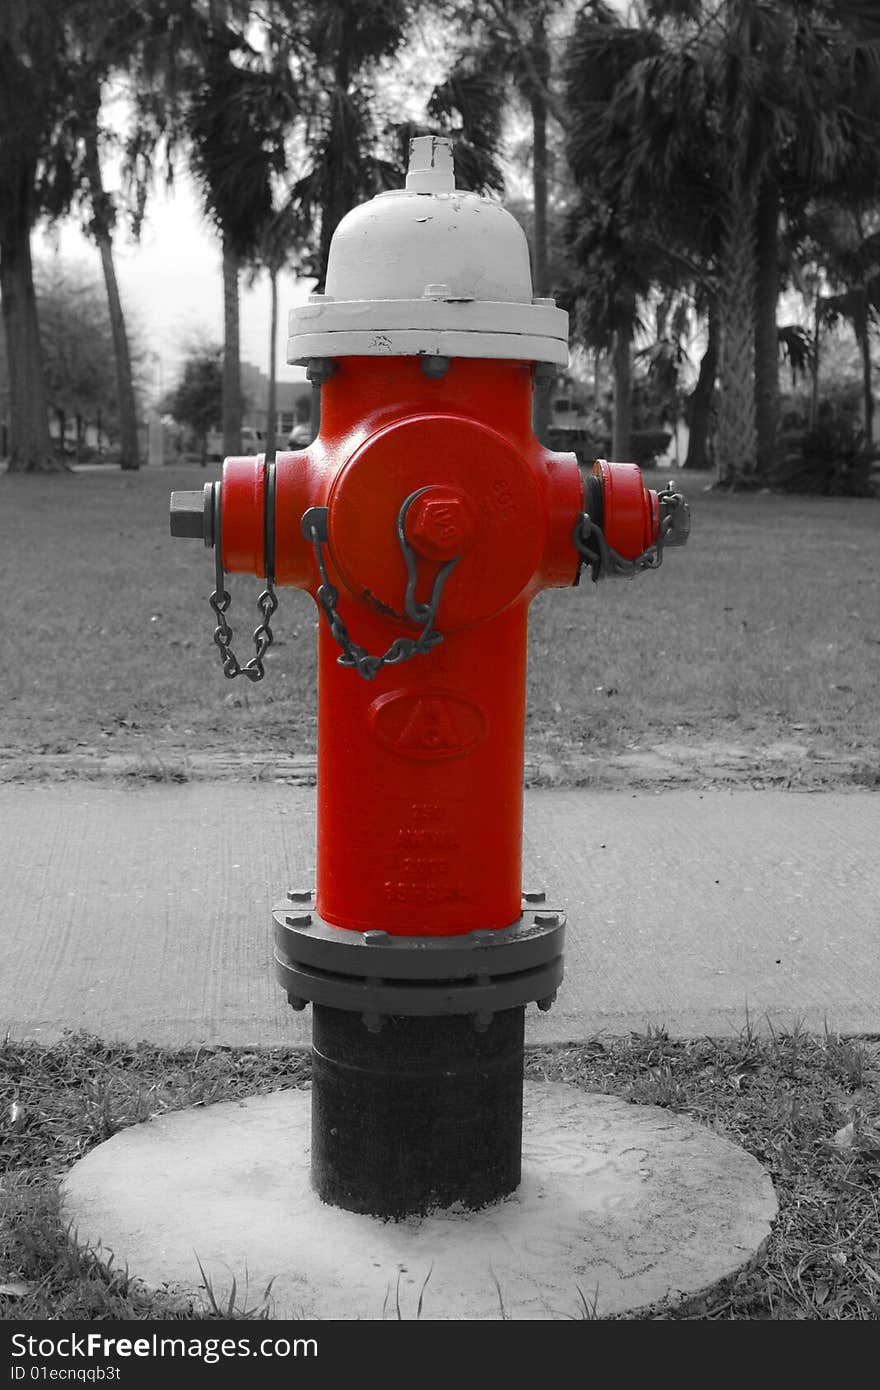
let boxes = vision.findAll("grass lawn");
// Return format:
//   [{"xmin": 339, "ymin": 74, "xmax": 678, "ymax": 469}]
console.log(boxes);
[
  {"xmin": 0, "ymin": 462, "xmax": 878, "ymax": 786},
  {"xmin": 0, "ymin": 461, "xmax": 878, "ymax": 1322},
  {"xmin": 1, "ymin": 1028, "xmax": 878, "ymax": 1320}
]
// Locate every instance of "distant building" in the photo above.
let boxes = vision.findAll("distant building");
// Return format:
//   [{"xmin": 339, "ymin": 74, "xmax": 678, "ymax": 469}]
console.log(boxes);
[
  {"xmin": 204, "ymin": 366, "xmax": 315, "ymax": 459},
  {"xmin": 549, "ymin": 371, "xmax": 593, "ymax": 434},
  {"xmin": 240, "ymin": 363, "xmax": 312, "ymax": 443}
]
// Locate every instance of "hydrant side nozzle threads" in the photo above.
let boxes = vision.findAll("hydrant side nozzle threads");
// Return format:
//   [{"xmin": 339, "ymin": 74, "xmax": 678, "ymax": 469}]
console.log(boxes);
[{"xmin": 572, "ymin": 460, "xmax": 689, "ymax": 583}]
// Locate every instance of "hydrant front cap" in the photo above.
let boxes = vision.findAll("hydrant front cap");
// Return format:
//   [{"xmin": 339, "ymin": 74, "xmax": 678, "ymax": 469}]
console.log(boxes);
[{"xmin": 288, "ymin": 136, "xmax": 569, "ymax": 366}]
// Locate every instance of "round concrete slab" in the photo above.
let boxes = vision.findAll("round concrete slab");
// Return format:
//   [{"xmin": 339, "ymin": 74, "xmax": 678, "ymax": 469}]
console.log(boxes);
[{"xmin": 61, "ymin": 1081, "xmax": 777, "ymax": 1320}]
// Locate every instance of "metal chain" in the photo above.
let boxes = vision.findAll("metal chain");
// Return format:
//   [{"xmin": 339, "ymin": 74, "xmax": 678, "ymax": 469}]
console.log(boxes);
[
  {"xmin": 301, "ymin": 490, "xmax": 460, "ymax": 681},
  {"xmin": 208, "ymin": 473, "xmax": 279, "ymax": 682},
  {"xmin": 573, "ymin": 514, "xmax": 662, "ymax": 581},
  {"xmin": 209, "ymin": 580, "xmax": 278, "ymax": 682},
  {"xmin": 574, "ymin": 481, "xmax": 689, "ymax": 582}
]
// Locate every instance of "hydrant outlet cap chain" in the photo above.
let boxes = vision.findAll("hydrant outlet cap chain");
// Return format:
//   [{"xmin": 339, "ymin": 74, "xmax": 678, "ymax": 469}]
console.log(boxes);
[{"xmin": 287, "ymin": 136, "xmax": 569, "ymax": 367}]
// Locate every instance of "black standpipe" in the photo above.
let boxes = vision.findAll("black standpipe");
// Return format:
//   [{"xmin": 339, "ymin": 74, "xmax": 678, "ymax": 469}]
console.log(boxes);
[
  {"xmin": 311, "ymin": 1006, "xmax": 525, "ymax": 1218},
  {"xmin": 273, "ymin": 899, "xmax": 565, "ymax": 1221}
]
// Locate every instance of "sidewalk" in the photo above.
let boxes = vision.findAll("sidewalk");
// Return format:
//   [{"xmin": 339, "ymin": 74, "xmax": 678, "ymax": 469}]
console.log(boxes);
[{"xmin": 1, "ymin": 781, "xmax": 878, "ymax": 1046}]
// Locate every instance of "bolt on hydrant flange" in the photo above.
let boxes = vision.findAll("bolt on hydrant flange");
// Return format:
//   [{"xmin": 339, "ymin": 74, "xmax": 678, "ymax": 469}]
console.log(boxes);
[{"xmin": 170, "ymin": 133, "xmax": 689, "ymax": 1219}]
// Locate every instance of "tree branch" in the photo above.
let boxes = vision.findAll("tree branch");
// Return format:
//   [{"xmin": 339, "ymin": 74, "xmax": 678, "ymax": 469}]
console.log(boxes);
[{"xmin": 480, "ymin": 0, "xmax": 569, "ymax": 131}]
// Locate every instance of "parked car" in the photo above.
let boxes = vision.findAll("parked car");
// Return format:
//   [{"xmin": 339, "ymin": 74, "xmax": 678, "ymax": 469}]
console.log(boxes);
[
  {"xmin": 288, "ymin": 422, "xmax": 312, "ymax": 449},
  {"xmin": 205, "ymin": 427, "xmax": 265, "ymax": 461},
  {"xmin": 241, "ymin": 427, "xmax": 265, "ymax": 454}
]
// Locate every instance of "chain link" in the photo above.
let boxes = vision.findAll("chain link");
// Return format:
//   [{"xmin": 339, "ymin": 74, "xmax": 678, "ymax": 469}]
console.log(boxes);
[
  {"xmin": 302, "ymin": 491, "xmax": 460, "ymax": 681},
  {"xmin": 207, "ymin": 470, "xmax": 279, "ymax": 682},
  {"xmin": 209, "ymin": 580, "xmax": 278, "ymax": 682},
  {"xmin": 573, "ymin": 514, "xmax": 662, "ymax": 581}
]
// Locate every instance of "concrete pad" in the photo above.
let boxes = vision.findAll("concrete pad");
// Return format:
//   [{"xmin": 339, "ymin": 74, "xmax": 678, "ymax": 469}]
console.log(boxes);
[
  {"xmin": 61, "ymin": 1080, "xmax": 777, "ymax": 1321},
  {"xmin": 1, "ymin": 783, "xmax": 878, "ymax": 1045}
]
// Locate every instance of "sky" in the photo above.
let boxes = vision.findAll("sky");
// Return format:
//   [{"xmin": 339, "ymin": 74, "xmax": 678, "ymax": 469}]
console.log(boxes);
[
  {"xmin": 30, "ymin": 2, "xmax": 584, "ymax": 407},
  {"xmin": 31, "ymin": 11, "xmax": 457, "ymax": 406},
  {"xmin": 36, "ymin": 172, "xmax": 313, "ymax": 403}
]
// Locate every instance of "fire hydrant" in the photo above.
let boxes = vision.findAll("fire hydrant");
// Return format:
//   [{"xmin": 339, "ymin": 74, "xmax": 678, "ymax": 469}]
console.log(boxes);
[{"xmin": 170, "ymin": 136, "xmax": 689, "ymax": 1219}]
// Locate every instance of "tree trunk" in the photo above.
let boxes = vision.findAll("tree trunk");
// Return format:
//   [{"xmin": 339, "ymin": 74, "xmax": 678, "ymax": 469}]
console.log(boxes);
[
  {"xmin": 529, "ymin": 5, "xmax": 553, "ymax": 445},
  {"xmin": 222, "ymin": 234, "xmax": 242, "ymax": 458},
  {"xmin": 95, "ymin": 231, "xmax": 140, "ymax": 470},
  {"xmin": 611, "ymin": 320, "xmax": 632, "ymax": 459},
  {"xmin": 85, "ymin": 129, "xmax": 141, "ymax": 471},
  {"xmin": 685, "ymin": 300, "xmax": 719, "ymax": 470},
  {"xmin": 716, "ymin": 182, "xmax": 758, "ymax": 487},
  {"xmin": 754, "ymin": 180, "xmax": 780, "ymax": 475},
  {"xmin": 265, "ymin": 268, "xmax": 278, "ymax": 458},
  {"xmin": 0, "ymin": 217, "xmax": 58, "ymax": 472},
  {"xmin": 317, "ymin": 33, "xmax": 354, "ymax": 289},
  {"xmin": 858, "ymin": 323, "xmax": 874, "ymax": 445},
  {"xmin": 593, "ymin": 348, "xmax": 603, "ymax": 414},
  {"xmin": 810, "ymin": 295, "xmax": 821, "ymax": 430}
]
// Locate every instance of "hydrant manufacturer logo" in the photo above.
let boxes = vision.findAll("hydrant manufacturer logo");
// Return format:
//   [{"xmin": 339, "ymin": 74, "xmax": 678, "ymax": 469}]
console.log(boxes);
[{"xmin": 370, "ymin": 690, "xmax": 486, "ymax": 759}]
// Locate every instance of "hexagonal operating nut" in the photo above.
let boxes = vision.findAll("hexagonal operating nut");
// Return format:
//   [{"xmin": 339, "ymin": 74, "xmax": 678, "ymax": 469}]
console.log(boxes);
[
  {"xmin": 405, "ymin": 488, "xmax": 477, "ymax": 562},
  {"xmin": 170, "ymin": 485, "xmax": 214, "ymax": 545},
  {"xmin": 169, "ymin": 491, "xmax": 205, "ymax": 538}
]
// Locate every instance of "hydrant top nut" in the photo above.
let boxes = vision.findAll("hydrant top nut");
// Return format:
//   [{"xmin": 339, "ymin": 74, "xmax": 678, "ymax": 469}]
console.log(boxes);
[{"xmin": 287, "ymin": 135, "xmax": 569, "ymax": 367}]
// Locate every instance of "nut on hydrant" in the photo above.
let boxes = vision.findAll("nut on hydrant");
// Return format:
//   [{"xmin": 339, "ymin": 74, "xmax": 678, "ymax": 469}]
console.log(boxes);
[
  {"xmin": 405, "ymin": 487, "xmax": 478, "ymax": 562},
  {"xmin": 169, "ymin": 133, "xmax": 689, "ymax": 1219}
]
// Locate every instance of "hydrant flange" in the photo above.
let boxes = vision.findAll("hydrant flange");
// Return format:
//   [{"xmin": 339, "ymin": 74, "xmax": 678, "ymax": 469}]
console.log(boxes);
[{"xmin": 272, "ymin": 902, "xmax": 565, "ymax": 1019}]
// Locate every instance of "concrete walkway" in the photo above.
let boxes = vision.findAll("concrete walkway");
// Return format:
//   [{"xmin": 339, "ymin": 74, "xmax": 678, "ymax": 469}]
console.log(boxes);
[{"xmin": 1, "ymin": 782, "xmax": 878, "ymax": 1046}]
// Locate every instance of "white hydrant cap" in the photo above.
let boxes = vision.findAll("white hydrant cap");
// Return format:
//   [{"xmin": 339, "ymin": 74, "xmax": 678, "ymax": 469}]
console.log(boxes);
[{"xmin": 288, "ymin": 135, "xmax": 569, "ymax": 366}]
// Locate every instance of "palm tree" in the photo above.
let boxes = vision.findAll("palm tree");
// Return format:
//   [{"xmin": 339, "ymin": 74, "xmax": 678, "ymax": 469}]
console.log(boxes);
[
  {"xmin": 564, "ymin": 0, "xmax": 880, "ymax": 488},
  {"xmin": 186, "ymin": 19, "xmax": 298, "ymax": 458},
  {"xmin": 79, "ymin": 97, "xmax": 142, "ymax": 472},
  {"xmin": 289, "ymin": 1, "xmax": 412, "ymax": 291},
  {"xmin": 249, "ymin": 199, "xmax": 307, "ymax": 458},
  {"xmin": 441, "ymin": 1, "xmax": 571, "ymax": 441},
  {"xmin": 559, "ymin": 203, "xmax": 662, "ymax": 458},
  {"xmin": 122, "ymin": 2, "xmax": 300, "ymax": 461},
  {"xmin": 563, "ymin": 5, "xmax": 685, "ymax": 459},
  {"xmin": 69, "ymin": 0, "xmax": 194, "ymax": 473},
  {"xmin": 0, "ymin": 0, "xmax": 95, "ymax": 471},
  {"xmin": 803, "ymin": 207, "xmax": 880, "ymax": 445}
]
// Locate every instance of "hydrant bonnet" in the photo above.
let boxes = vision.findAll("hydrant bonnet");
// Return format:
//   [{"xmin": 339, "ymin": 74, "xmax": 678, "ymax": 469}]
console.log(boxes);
[{"xmin": 287, "ymin": 135, "xmax": 569, "ymax": 366}]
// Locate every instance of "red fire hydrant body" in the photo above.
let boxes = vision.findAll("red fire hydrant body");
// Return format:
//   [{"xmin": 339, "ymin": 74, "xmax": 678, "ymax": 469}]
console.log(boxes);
[
  {"xmin": 231, "ymin": 358, "xmax": 572, "ymax": 933},
  {"xmin": 171, "ymin": 136, "xmax": 688, "ymax": 1217},
  {"xmin": 221, "ymin": 355, "xmax": 665, "ymax": 937}
]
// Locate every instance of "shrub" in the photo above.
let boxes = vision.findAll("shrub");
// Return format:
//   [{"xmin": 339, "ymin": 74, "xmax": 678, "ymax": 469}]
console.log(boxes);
[
  {"xmin": 770, "ymin": 418, "xmax": 877, "ymax": 497},
  {"xmin": 547, "ymin": 429, "xmax": 672, "ymax": 468}
]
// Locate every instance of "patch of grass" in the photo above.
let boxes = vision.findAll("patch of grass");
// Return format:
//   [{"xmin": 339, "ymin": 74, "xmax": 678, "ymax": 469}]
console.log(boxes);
[
  {"xmin": 1, "ymin": 467, "xmax": 879, "ymax": 785},
  {"xmin": 1, "ymin": 1029, "xmax": 877, "ymax": 1320},
  {"xmin": 0, "ymin": 1035, "xmax": 311, "ymax": 1320},
  {"xmin": 195, "ymin": 1255, "xmax": 278, "ymax": 1321}
]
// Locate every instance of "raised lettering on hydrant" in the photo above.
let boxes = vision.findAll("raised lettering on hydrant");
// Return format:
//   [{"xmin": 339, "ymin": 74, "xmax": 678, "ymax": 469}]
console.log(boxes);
[{"xmin": 170, "ymin": 135, "xmax": 689, "ymax": 1218}]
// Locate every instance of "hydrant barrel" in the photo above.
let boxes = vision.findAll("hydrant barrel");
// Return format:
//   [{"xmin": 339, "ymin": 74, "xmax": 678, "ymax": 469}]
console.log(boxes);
[{"xmin": 169, "ymin": 133, "xmax": 688, "ymax": 1219}]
